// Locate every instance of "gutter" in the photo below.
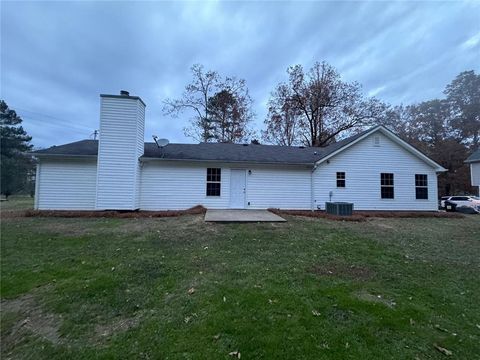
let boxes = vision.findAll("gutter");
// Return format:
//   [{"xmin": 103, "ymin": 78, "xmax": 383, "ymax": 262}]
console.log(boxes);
[{"xmin": 140, "ymin": 156, "xmax": 315, "ymax": 168}]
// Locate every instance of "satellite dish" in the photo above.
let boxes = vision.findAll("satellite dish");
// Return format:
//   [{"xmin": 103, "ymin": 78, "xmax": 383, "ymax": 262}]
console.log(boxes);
[
  {"xmin": 152, "ymin": 135, "xmax": 169, "ymax": 148},
  {"xmin": 157, "ymin": 138, "xmax": 169, "ymax": 147}
]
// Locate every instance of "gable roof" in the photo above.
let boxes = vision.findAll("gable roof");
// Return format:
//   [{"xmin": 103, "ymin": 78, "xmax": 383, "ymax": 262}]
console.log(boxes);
[
  {"xmin": 465, "ymin": 148, "xmax": 480, "ymax": 163},
  {"xmin": 32, "ymin": 126, "xmax": 446, "ymax": 171},
  {"xmin": 313, "ymin": 125, "xmax": 447, "ymax": 172}
]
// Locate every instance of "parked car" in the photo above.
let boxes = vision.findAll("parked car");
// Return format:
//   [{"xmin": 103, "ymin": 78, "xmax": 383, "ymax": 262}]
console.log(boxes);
[
  {"xmin": 440, "ymin": 196, "xmax": 480, "ymax": 211},
  {"xmin": 439, "ymin": 196, "xmax": 451, "ymax": 209}
]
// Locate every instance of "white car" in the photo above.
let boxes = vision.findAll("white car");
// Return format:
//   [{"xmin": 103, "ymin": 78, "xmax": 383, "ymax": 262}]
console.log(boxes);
[{"xmin": 441, "ymin": 196, "xmax": 480, "ymax": 210}]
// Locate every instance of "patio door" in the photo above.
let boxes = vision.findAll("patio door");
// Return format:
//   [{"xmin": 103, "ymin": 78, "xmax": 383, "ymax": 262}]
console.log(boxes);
[{"xmin": 230, "ymin": 169, "xmax": 246, "ymax": 209}]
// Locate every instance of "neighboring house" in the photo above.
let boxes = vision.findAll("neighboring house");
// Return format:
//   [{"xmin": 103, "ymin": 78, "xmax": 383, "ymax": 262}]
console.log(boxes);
[
  {"xmin": 465, "ymin": 148, "xmax": 480, "ymax": 196},
  {"xmin": 32, "ymin": 91, "xmax": 447, "ymax": 211}
]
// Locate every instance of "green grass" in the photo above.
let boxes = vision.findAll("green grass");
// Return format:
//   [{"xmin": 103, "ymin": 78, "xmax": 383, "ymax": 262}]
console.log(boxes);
[
  {"xmin": 1, "ymin": 207, "xmax": 479, "ymax": 359},
  {"xmin": 0, "ymin": 195, "xmax": 34, "ymax": 211}
]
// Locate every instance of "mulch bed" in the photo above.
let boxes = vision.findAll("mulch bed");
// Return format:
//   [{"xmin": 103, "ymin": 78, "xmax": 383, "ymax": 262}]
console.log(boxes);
[
  {"xmin": 3, "ymin": 205, "xmax": 207, "ymax": 219},
  {"xmin": 268, "ymin": 208, "xmax": 464, "ymax": 221}
]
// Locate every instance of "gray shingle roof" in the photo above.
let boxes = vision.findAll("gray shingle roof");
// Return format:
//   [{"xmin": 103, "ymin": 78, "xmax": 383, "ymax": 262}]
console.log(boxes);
[
  {"xmin": 33, "ymin": 139, "xmax": 99, "ymax": 156},
  {"xmin": 465, "ymin": 148, "xmax": 480, "ymax": 163},
  {"xmin": 32, "ymin": 127, "xmax": 373, "ymax": 165}
]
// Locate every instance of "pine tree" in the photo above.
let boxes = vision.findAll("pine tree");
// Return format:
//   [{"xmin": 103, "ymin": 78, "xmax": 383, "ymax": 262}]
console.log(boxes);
[{"xmin": 1, "ymin": 100, "xmax": 34, "ymax": 199}]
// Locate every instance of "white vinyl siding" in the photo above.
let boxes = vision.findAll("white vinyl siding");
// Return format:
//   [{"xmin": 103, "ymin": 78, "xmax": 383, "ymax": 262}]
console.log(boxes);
[
  {"xmin": 245, "ymin": 167, "xmax": 311, "ymax": 209},
  {"xmin": 36, "ymin": 159, "xmax": 97, "ymax": 210},
  {"xmin": 95, "ymin": 96, "xmax": 145, "ymax": 210},
  {"xmin": 471, "ymin": 162, "xmax": 480, "ymax": 186},
  {"xmin": 313, "ymin": 133, "xmax": 439, "ymax": 211},
  {"xmin": 140, "ymin": 162, "xmax": 311, "ymax": 210},
  {"xmin": 140, "ymin": 163, "xmax": 231, "ymax": 210}
]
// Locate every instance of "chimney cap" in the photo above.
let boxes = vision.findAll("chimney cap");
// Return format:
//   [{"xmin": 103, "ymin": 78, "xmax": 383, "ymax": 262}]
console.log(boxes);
[
  {"xmin": 100, "ymin": 93, "xmax": 146, "ymax": 107},
  {"xmin": 120, "ymin": 90, "xmax": 130, "ymax": 96}
]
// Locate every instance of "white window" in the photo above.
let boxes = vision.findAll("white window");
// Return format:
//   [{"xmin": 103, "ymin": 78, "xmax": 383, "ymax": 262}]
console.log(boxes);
[{"xmin": 206, "ymin": 168, "xmax": 221, "ymax": 196}]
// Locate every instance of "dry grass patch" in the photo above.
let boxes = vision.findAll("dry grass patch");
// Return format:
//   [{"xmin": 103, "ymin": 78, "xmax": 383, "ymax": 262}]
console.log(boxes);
[
  {"xmin": 309, "ymin": 261, "xmax": 375, "ymax": 281},
  {"xmin": 1, "ymin": 288, "xmax": 63, "ymax": 351}
]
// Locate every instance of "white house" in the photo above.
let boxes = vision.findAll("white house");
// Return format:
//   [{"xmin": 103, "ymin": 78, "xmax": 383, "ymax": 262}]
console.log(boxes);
[
  {"xmin": 465, "ymin": 149, "xmax": 480, "ymax": 196},
  {"xmin": 33, "ymin": 91, "xmax": 446, "ymax": 211}
]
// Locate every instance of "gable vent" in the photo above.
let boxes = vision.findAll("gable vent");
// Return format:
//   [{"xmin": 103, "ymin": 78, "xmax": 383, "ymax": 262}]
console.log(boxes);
[{"xmin": 373, "ymin": 135, "xmax": 380, "ymax": 147}]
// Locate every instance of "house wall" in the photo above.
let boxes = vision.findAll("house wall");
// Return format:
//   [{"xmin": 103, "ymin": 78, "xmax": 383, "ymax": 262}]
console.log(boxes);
[
  {"xmin": 140, "ymin": 162, "xmax": 231, "ymax": 210},
  {"xmin": 95, "ymin": 96, "xmax": 145, "ymax": 210},
  {"xmin": 36, "ymin": 158, "xmax": 97, "ymax": 210},
  {"xmin": 470, "ymin": 162, "xmax": 480, "ymax": 187},
  {"xmin": 139, "ymin": 162, "xmax": 312, "ymax": 210},
  {"xmin": 313, "ymin": 133, "xmax": 439, "ymax": 211},
  {"xmin": 246, "ymin": 167, "xmax": 311, "ymax": 209}
]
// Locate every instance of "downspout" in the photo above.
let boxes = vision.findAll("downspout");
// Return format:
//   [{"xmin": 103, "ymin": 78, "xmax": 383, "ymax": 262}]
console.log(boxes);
[
  {"xmin": 310, "ymin": 163, "xmax": 318, "ymax": 211},
  {"xmin": 34, "ymin": 162, "xmax": 40, "ymax": 210}
]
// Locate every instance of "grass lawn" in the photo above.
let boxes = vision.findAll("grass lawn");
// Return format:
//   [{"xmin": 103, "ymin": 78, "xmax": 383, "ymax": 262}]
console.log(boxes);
[
  {"xmin": 1, "ymin": 205, "xmax": 479, "ymax": 359},
  {"xmin": 0, "ymin": 196, "xmax": 34, "ymax": 211}
]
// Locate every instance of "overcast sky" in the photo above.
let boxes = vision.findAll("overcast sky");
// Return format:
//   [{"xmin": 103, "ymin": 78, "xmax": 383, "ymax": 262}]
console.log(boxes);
[{"xmin": 2, "ymin": 1, "xmax": 479, "ymax": 148}]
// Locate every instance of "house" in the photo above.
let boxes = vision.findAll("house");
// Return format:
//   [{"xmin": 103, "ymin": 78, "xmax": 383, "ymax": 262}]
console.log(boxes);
[
  {"xmin": 32, "ymin": 91, "xmax": 446, "ymax": 211},
  {"xmin": 465, "ymin": 148, "xmax": 480, "ymax": 196}
]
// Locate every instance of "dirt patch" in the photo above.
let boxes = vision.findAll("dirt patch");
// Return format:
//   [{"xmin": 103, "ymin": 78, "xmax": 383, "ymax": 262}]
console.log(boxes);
[
  {"xmin": 2, "ymin": 291, "xmax": 145, "ymax": 350},
  {"xmin": 1, "ymin": 291, "xmax": 62, "ymax": 349},
  {"xmin": 21, "ymin": 205, "xmax": 206, "ymax": 219},
  {"xmin": 95, "ymin": 314, "xmax": 142, "ymax": 340},
  {"xmin": 309, "ymin": 262, "xmax": 374, "ymax": 281},
  {"xmin": 355, "ymin": 290, "xmax": 396, "ymax": 308}
]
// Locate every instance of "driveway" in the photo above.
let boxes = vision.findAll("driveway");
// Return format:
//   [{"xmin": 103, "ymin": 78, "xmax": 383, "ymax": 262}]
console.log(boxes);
[{"xmin": 204, "ymin": 209, "xmax": 286, "ymax": 222}]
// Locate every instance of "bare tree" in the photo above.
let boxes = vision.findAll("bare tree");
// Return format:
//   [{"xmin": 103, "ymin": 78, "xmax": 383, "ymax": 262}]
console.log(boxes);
[
  {"xmin": 163, "ymin": 64, "xmax": 255, "ymax": 143},
  {"xmin": 264, "ymin": 61, "xmax": 385, "ymax": 147},
  {"xmin": 163, "ymin": 64, "xmax": 220, "ymax": 142},
  {"xmin": 262, "ymin": 83, "xmax": 301, "ymax": 146}
]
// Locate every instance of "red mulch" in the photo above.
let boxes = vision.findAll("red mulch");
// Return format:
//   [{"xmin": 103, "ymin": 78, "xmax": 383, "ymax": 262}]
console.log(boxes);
[
  {"xmin": 268, "ymin": 209, "xmax": 366, "ymax": 222},
  {"xmin": 268, "ymin": 208, "xmax": 464, "ymax": 221},
  {"xmin": 11, "ymin": 205, "xmax": 207, "ymax": 219}
]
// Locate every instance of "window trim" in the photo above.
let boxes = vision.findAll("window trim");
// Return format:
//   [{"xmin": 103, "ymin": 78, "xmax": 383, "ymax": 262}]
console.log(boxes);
[
  {"xmin": 415, "ymin": 174, "xmax": 428, "ymax": 200},
  {"xmin": 206, "ymin": 168, "xmax": 221, "ymax": 197},
  {"xmin": 336, "ymin": 172, "xmax": 346, "ymax": 188},
  {"xmin": 380, "ymin": 173, "xmax": 394, "ymax": 199}
]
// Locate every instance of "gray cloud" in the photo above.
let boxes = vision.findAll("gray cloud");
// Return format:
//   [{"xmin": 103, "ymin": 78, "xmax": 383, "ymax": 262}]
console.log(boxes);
[{"xmin": 1, "ymin": 1, "xmax": 479, "ymax": 148}]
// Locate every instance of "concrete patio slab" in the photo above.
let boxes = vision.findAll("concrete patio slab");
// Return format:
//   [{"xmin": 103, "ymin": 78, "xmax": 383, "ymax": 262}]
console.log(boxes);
[{"xmin": 205, "ymin": 209, "xmax": 286, "ymax": 222}]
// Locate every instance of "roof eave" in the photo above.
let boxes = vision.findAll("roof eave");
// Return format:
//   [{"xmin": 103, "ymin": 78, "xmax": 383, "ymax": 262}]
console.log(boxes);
[
  {"xmin": 32, "ymin": 153, "xmax": 97, "ymax": 159},
  {"xmin": 140, "ymin": 156, "xmax": 314, "ymax": 167}
]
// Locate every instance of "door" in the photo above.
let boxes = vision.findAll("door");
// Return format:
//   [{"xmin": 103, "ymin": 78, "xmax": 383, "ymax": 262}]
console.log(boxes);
[{"xmin": 230, "ymin": 169, "xmax": 246, "ymax": 208}]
